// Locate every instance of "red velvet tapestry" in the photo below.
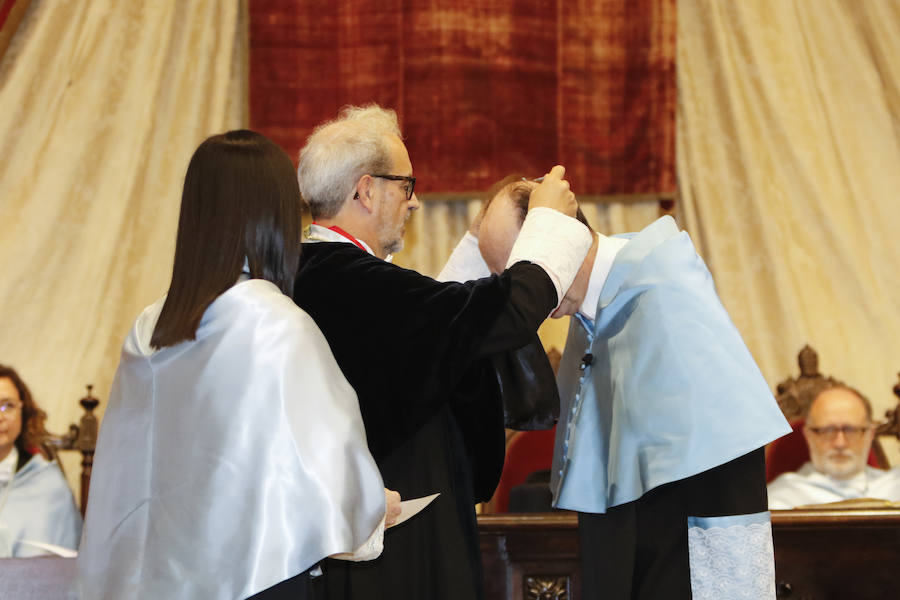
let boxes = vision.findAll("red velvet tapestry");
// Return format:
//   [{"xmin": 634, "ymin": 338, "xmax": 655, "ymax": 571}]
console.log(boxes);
[{"xmin": 250, "ymin": 0, "xmax": 675, "ymax": 197}]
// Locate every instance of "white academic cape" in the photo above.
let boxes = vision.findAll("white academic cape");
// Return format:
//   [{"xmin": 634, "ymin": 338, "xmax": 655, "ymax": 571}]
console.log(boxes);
[
  {"xmin": 77, "ymin": 279, "xmax": 385, "ymax": 600},
  {"xmin": 0, "ymin": 453, "xmax": 83, "ymax": 557},
  {"xmin": 551, "ymin": 216, "xmax": 790, "ymax": 513},
  {"xmin": 768, "ymin": 463, "xmax": 900, "ymax": 509},
  {"xmin": 550, "ymin": 217, "xmax": 790, "ymax": 598}
]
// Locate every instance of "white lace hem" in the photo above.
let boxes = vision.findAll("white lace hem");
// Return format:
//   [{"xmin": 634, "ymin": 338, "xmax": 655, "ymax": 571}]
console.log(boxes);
[
  {"xmin": 688, "ymin": 516, "xmax": 775, "ymax": 599},
  {"xmin": 331, "ymin": 516, "xmax": 385, "ymax": 562}
]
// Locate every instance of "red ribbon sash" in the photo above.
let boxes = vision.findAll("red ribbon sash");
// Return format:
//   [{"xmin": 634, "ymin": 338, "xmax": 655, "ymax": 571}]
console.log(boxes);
[{"xmin": 313, "ymin": 223, "xmax": 367, "ymax": 252}]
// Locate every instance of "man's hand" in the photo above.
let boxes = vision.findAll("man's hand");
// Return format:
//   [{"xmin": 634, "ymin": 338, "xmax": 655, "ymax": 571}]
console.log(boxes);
[
  {"xmin": 384, "ymin": 488, "xmax": 402, "ymax": 526},
  {"xmin": 528, "ymin": 165, "xmax": 577, "ymax": 218}
]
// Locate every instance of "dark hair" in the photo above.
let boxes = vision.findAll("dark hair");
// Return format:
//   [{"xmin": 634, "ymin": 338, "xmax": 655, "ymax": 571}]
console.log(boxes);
[
  {"xmin": 151, "ymin": 130, "xmax": 302, "ymax": 348},
  {"xmin": 0, "ymin": 364, "xmax": 49, "ymax": 456},
  {"xmin": 483, "ymin": 175, "xmax": 592, "ymax": 230}
]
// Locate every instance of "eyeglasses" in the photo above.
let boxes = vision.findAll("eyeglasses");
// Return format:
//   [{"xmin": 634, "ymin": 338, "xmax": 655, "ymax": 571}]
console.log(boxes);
[
  {"xmin": 806, "ymin": 425, "xmax": 872, "ymax": 441},
  {"xmin": 371, "ymin": 174, "xmax": 416, "ymax": 201},
  {"xmin": 0, "ymin": 401, "xmax": 22, "ymax": 415}
]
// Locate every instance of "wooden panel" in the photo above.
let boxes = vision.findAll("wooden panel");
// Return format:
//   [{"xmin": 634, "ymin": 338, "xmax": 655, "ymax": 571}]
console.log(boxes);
[
  {"xmin": 480, "ymin": 514, "xmax": 581, "ymax": 600},
  {"xmin": 771, "ymin": 509, "xmax": 900, "ymax": 598},
  {"xmin": 478, "ymin": 510, "xmax": 900, "ymax": 600}
]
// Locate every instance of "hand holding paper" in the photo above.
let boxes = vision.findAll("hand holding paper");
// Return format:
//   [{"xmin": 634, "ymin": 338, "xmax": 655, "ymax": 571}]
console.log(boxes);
[
  {"xmin": 387, "ymin": 493, "xmax": 440, "ymax": 529},
  {"xmin": 384, "ymin": 488, "xmax": 402, "ymax": 526}
]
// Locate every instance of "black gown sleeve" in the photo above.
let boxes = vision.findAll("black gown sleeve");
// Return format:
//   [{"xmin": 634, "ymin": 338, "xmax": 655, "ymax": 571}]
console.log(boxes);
[
  {"xmin": 472, "ymin": 261, "xmax": 561, "ymax": 433},
  {"xmin": 294, "ymin": 244, "xmax": 558, "ymax": 460},
  {"xmin": 474, "ymin": 261, "xmax": 558, "ymax": 357}
]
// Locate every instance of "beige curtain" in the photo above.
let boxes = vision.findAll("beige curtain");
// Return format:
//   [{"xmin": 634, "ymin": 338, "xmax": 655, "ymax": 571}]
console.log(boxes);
[
  {"xmin": 0, "ymin": 1, "xmax": 247, "ymax": 488},
  {"xmin": 393, "ymin": 199, "xmax": 662, "ymax": 352},
  {"xmin": 678, "ymin": 0, "xmax": 900, "ymax": 458}
]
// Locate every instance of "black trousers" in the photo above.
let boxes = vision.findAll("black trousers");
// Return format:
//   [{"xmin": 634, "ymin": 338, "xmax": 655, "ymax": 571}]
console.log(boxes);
[
  {"xmin": 578, "ymin": 448, "xmax": 768, "ymax": 600},
  {"xmin": 247, "ymin": 565, "xmax": 324, "ymax": 600}
]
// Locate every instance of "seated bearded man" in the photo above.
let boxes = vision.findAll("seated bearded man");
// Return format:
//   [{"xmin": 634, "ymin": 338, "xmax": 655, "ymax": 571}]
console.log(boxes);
[{"xmin": 768, "ymin": 384, "xmax": 900, "ymax": 509}]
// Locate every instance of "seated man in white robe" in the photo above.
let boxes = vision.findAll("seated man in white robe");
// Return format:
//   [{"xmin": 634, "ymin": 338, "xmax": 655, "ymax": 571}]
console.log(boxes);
[{"xmin": 768, "ymin": 384, "xmax": 900, "ymax": 509}]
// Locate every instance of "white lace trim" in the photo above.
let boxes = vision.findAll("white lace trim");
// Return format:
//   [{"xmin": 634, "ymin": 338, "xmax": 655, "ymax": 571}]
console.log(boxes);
[
  {"xmin": 688, "ymin": 520, "xmax": 776, "ymax": 599},
  {"xmin": 331, "ymin": 516, "xmax": 385, "ymax": 562}
]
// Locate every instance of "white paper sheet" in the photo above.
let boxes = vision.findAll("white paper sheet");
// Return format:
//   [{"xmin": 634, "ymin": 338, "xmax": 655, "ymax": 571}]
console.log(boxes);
[{"xmin": 387, "ymin": 493, "xmax": 440, "ymax": 528}]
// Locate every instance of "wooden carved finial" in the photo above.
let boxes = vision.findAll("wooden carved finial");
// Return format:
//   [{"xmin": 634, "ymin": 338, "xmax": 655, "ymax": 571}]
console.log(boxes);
[
  {"xmin": 80, "ymin": 384, "xmax": 99, "ymax": 411},
  {"xmin": 894, "ymin": 372, "xmax": 900, "ymax": 403},
  {"xmin": 798, "ymin": 345, "xmax": 819, "ymax": 377},
  {"xmin": 76, "ymin": 384, "xmax": 100, "ymax": 454},
  {"xmin": 876, "ymin": 374, "xmax": 900, "ymax": 441},
  {"xmin": 775, "ymin": 345, "xmax": 833, "ymax": 421}
]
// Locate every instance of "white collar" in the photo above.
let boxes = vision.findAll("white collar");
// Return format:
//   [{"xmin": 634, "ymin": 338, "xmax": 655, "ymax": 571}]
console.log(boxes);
[
  {"xmin": 305, "ymin": 224, "xmax": 376, "ymax": 256},
  {"xmin": 0, "ymin": 446, "xmax": 18, "ymax": 484},
  {"xmin": 800, "ymin": 462, "xmax": 871, "ymax": 495},
  {"xmin": 579, "ymin": 233, "xmax": 628, "ymax": 322}
]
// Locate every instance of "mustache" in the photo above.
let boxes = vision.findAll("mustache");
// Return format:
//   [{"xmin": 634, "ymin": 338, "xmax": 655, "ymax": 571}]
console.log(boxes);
[{"xmin": 825, "ymin": 450, "xmax": 855, "ymax": 460}]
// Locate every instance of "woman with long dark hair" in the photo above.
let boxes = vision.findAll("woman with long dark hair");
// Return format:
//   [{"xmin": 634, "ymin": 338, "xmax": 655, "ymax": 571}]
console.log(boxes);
[
  {"xmin": 77, "ymin": 131, "xmax": 389, "ymax": 599},
  {"xmin": 0, "ymin": 364, "xmax": 82, "ymax": 557}
]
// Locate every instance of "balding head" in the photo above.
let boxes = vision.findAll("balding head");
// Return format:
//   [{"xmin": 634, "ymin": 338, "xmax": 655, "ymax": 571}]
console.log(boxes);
[
  {"xmin": 802, "ymin": 386, "xmax": 875, "ymax": 480},
  {"xmin": 478, "ymin": 176, "xmax": 591, "ymax": 274}
]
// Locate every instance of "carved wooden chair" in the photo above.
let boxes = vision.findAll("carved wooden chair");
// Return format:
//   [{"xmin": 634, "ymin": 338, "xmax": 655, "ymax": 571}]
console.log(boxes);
[
  {"xmin": 41, "ymin": 385, "xmax": 100, "ymax": 517},
  {"xmin": 877, "ymin": 372, "xmax": 900, "ymax": 441},
  {"xmin": 767, "ymin": 345, "xmax": 898, "ymax": 482},
  {"xmin": 488, "ymin": 427, "xmax": 557, "ymax": 513}
]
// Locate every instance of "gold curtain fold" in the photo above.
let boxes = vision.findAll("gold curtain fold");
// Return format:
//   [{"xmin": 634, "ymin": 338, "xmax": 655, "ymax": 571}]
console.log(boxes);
[
  {"xmin": 677, "ymin": 0, "xmax": 900, "ymax": 458},
  {"xmin": 0, "ymin": 0, "xmax": 247, "ymax": 490}
]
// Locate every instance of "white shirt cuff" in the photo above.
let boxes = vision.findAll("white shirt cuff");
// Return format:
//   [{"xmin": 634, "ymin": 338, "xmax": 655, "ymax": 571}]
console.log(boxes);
[
  {"xmin": 505, "ymin": 207, "xmax": 593, "ymax": 307},
  {"xmin": 437, "ymin": 232, "xmax": 492, "ymax": 282}
]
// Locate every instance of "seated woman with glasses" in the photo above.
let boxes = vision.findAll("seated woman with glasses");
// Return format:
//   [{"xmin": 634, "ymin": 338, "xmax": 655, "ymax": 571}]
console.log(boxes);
[
  {"xmin": 77, "ymin": 131, "xmax": 395, "ymax": 600},
  {"xmin": 0, "ymin": 364, "xmax": 83, "ymax": 557},
  {"xmin": 768, "ymin": 383, "xmax": 900, "ymax": 509}
]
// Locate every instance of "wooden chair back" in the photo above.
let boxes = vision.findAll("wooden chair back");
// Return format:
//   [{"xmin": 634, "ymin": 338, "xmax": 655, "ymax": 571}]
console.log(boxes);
[
  {"xmin": 874, "ymin": 372, "xmax": 900, "ymax": 441},
  {"xmin": 41, "ymin": 385, "xmax": 100, "ymax": 517}
]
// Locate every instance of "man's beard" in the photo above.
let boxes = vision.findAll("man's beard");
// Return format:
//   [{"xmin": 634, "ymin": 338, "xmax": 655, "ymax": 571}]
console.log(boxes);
[
  {"xmin": 378, "ymin": 212, "xmax": 411, "ymax": 256},
  {"xmin": 382, "ymin": 236, "xmax": 404, "ymax": 255},
  {"xmin": 819, "ymin": 449, "xmax": 865, "ymax": 479}
]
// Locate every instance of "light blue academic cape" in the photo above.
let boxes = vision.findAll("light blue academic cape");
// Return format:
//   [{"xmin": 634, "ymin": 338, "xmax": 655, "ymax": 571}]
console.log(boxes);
[
  {"xmin": 0, "ymin": 454, "xmax": 83, "ymax": 557},
  {"xmin": 551, "ymin": 216, "xmax": 790, "ymax": 514}
]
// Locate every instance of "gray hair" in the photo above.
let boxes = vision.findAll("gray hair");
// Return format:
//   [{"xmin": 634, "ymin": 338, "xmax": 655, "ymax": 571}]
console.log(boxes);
[{"xmin": 297, "ymin": 104, "xmax": 402, "ymax": 220}]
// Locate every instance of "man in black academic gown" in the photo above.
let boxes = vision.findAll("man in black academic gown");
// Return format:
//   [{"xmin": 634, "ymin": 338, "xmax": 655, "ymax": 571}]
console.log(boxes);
[{"xmin": 293, "ymin": 105, "xmax": 593, "ymax": 600}]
